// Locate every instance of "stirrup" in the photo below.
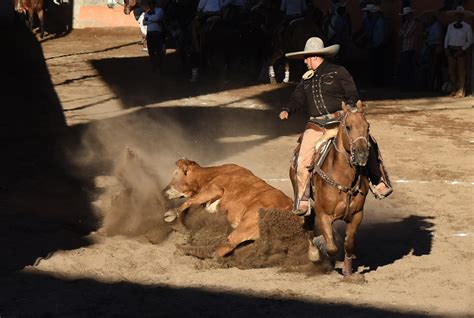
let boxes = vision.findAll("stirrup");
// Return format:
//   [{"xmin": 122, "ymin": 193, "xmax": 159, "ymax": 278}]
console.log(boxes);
[{"xmin": 370, "ymin": 182, "xmax": 393, "ymax": 199}]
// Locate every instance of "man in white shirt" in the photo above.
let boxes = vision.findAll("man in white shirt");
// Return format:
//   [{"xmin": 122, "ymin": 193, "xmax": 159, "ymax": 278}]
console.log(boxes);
[
  {"xmin": 444, "ymin": 6, "xmax": 473, "ymax": 98},
  {"xmin": 143, "ymin": 0, "xmax": 165, "ymax": 71}
]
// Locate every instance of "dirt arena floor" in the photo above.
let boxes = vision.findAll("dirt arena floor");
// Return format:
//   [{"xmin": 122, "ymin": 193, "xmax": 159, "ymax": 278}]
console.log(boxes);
[{"xmin": 1, "ymin": 27, "xmax": 473, "ymax": 317}]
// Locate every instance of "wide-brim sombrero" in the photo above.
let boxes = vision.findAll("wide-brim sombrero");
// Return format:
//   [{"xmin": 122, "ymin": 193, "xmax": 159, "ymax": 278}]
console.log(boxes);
[
  {"xmin": 285, "ymin": 37, "xmax": 340, "ymax": 59},
  {"xmin": 446, "ymin": 6, "xmax": 474, "ymax": 17}
]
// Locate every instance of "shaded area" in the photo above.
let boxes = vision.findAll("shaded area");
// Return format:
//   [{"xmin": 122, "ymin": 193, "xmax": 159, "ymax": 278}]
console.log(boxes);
[
  {"xmin": 355, "ymin": 215, "xmax": 434, "ymax": 273},
  {"xmin": 0, "ymin": 271, "xmax": 438, "ymax": 317},
  {"xmin": 0, "ymin": 12, "xmax": 97, "ymax": 273},
  {"xmin": 90, "ymin": 55, "xmax": 453, "ymax": 111},
  {"xmin": 89, "ymin": 55, "xmax": 293, "ymax": 108}
]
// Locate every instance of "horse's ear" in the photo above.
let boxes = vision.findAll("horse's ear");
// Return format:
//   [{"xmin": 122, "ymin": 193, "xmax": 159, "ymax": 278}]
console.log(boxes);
[
  {"xmin": 341, "ymin": 101, "xmax": 351, "ymax": 112},
  {"xmin": 356, "ymin": 100, "xmax": 365, "ymax": 112}
]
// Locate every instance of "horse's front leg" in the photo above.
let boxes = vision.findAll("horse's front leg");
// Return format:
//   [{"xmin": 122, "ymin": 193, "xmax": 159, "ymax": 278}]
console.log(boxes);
[
  {"xmin": 283, "ymin": 59, "xmax": 290, "ymax": 83},
  {"xmin": 343, "ymin": 210, "xmax": 363, "ymax": 276},
  {"xmin": 315, "ymin": 212, "xmax": 337, "ymax": 257}
]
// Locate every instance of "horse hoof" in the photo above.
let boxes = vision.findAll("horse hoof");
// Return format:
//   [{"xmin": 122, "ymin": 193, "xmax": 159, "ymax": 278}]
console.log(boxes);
[
  {"xmin": 342, "ymin": 273, "xmax": 366, "ymax": 284},
  {"xmin": 313, "ymin": 235, "xmax": 329, "ymax": 258},
  {"xmin": 269, "ymin": 77, "xmax": 276, "ymax": 84},
  {"xmin": 164, "ymin": 210, "xmax": 178, "ymax": 223}
]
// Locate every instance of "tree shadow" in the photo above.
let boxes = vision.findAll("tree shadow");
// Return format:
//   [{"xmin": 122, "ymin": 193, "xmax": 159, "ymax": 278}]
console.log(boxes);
[{"xmin": 0, "ymin": 271, "xmax": 437, "ymax": 317}]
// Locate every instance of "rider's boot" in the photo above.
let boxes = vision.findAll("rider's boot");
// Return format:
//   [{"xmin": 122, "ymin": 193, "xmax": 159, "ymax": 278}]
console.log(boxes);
[{"xmin": 367, "ymin": 135, "xmax": 393, "ymax": 199}]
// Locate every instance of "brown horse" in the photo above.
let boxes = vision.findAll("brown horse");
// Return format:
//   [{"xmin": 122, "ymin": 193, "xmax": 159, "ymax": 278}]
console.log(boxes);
[
  {"xmin": 15, "ymin": 0, "xmax": 45, "ymax": 38},
  {"xmin": 291, "ymin": 101, "xmax": 370, "ymax": 277}
]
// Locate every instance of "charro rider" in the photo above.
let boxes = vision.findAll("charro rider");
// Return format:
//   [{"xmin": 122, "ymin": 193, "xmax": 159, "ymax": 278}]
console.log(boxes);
[{"xmin": 279, "ymin": 37, "xmax": 393, "ymax": 216}]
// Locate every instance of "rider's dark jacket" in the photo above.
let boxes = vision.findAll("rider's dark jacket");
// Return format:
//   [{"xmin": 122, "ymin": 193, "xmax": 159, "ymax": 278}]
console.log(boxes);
[{"xmin": 282, "ymin": 60, "xmax": 359, "ymax": 117}]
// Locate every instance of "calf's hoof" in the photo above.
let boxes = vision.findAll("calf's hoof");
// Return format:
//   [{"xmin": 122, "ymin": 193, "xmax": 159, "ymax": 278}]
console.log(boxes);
[
  {"xmin": 164, "ymin": 209, "xmax": 179, "ymax": 223},
  {"xmin": 307, "ymin": 239, "xmax": 321, "ymax": 262}
]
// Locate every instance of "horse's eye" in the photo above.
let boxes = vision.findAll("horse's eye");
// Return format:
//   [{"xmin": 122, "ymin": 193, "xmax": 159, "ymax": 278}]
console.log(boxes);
[{"xmin": 346, "ymin": 125, "xmax": 351, "ymax": 131}]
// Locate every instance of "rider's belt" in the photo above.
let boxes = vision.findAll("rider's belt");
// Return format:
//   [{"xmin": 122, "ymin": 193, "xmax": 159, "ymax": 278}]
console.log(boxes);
[{"xmin": 309, "ymin": 111, "xmax": 344, "ymax": 126}]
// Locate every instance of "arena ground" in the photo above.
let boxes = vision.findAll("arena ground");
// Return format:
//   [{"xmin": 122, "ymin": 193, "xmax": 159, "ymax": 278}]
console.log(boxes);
[{"xmin": 0, "ymin": 27, "xmax": 473, "ymax": 317}]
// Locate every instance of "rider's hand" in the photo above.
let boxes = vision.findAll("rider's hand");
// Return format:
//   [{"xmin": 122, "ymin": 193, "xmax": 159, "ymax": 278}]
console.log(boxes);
[{"xmin": 279, "ymin": 111, "xmax": 289, "ymax": 120}]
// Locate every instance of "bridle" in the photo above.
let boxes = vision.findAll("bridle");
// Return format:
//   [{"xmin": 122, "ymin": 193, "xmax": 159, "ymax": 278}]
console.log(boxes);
[{"xmin": 333, "ymin": 110, "xmax": 370, "ymax": 166}]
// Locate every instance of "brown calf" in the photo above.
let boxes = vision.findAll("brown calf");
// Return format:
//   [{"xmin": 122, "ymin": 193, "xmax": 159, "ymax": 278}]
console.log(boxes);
[{"xmin": 163, "ymin": 159, "xmax": 293, "ymax": 257}]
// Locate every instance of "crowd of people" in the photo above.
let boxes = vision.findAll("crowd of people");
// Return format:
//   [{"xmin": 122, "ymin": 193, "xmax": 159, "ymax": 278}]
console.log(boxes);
[
  {"xmin": 130, "ymin": 0, "xmax": 473, "ymax": 97},
  {"xmin": 340, "ymin": 1, "xmax": 473, "ymax": 97}
]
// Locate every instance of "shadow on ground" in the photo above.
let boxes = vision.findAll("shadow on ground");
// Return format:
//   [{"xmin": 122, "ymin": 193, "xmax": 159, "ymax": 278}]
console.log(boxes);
[
  {"xmin": 0, "ymin": 271, "xmax": 437, "ymax": 317},
  {"xmin": 355, "ymin": 215, "xmax": 434, "ymax": 273},
  {"xmin": 0, "ymin": 11, "xmax": 96, "ymax": 274}
]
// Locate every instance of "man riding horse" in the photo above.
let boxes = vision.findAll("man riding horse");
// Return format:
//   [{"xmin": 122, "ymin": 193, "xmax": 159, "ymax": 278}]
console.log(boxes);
[{"xmin": 279, "ymin": 37, "xmax": 393, "ymax": 216}]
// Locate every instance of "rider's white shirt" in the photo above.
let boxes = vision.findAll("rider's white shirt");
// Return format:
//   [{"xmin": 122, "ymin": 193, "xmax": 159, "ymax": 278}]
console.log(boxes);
[
  {"xmin": 198, "ymin": 0, "xmax": 222, "ymax": 12},
  {"xmin": 280, "ymin": 0, "xmax": 306, "ymax": 16}
]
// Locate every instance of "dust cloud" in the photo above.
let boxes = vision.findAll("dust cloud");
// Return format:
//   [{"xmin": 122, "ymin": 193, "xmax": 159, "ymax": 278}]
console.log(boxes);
[
  {"xmin": 70, "ymin": 111, "xmax": 192, "ymax": 242},
  {"xmin": 71, "ymin": 111, "xmax": 315, "ymax": 269}
]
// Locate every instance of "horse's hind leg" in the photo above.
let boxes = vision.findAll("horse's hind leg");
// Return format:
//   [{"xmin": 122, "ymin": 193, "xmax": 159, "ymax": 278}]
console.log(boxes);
[
  {"xmin": 38, "ymin": 9, "xmax": 44, "ymax": 38},
  {"xmin": 343, "ymin": 210, "xmax": 363, "ymax": 276},
  {"xmin": 28, "ymin": 10, "xmax": 34, "ymax": 33}
]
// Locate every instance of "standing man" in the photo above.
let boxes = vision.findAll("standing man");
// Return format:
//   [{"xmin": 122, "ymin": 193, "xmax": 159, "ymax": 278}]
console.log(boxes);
[
  {"xmin": 398, "ymin": 6, "xmax": 417, "ymax": 91},
  {"xmin": 279, "ymin": 37, "xmax": 392, "ymax": 216},
  {"xmin": 444, "ymin": 5, "xmax": 473, "ymax": 98},
  {"xmin": 361, "ymin": 4, "xmax": 387, "ymax": 87},
  {"xmin": 143, "ymin": 0, "xmax": 165, "ymax": 72}
]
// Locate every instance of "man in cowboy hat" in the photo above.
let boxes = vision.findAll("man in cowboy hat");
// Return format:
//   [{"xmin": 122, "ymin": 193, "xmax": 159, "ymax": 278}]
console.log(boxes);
[
  {"xmin": 279, "ymin": 37, "xmax": 393, "ymax": 216},
  {"xmin": 398, "ymin": 6, "xmax": 418, "ymax": 91},
  {"xmin": 444, "ymin": 5, "xmax": 473, "ymax": 98}
]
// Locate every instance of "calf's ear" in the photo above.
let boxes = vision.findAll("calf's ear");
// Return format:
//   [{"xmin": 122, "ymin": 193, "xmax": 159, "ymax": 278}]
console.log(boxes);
[{"xmin": 176, "ymin": 158, "xmax": 198, "ymax": 175}]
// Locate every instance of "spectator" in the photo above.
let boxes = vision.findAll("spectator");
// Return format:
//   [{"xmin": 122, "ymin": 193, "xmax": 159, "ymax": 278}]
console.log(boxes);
[
  {"xmin": 280, "ymin": 0, "xmax": 306, "ymax": 19},
  {"xmin": 361, "ymin": 4, "xmax": 387, "ymax": 87},
  {"xmin": 444, "ymin": 5, "xmax": 473, "ymax": 98},
  {"xmin": 327, "ymin": 3, "xmax": 352, "ymax": 66},
  {"xmin": 398, "ymin": 6, "xmax": 418, "ymax": 91},
  {"xmin": 143, "ymin": 0, "xmax": 165, "ymax": 72},
  {"xmin": 419, "ymin": 12, "xmax": 445, "ymax": 91}
]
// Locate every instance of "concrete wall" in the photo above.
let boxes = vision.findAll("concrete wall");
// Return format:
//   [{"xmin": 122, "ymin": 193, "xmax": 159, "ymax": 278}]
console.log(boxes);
[{"xmin": 73, "ymin": 0, "xmax": 137, "ymax": 28}]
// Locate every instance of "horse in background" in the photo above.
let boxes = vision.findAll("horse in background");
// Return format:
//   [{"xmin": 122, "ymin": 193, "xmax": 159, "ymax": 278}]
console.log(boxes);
[
  {"xmin": 267, "ymin": 7, "xmax": 325, "ymax": 83},
  {"xmin": 14, "ymin": 0, "xmax": 45, "ymax": 38}
]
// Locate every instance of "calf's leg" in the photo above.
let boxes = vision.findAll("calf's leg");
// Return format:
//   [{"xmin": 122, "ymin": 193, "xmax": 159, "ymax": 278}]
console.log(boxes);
[
  {"xmin": 216, "ymin": 214, "xmax": 259, "ymax": 257},
  {"xmin": 164, "ymin": 184, "xmax": 223, "ymax": 222}
]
